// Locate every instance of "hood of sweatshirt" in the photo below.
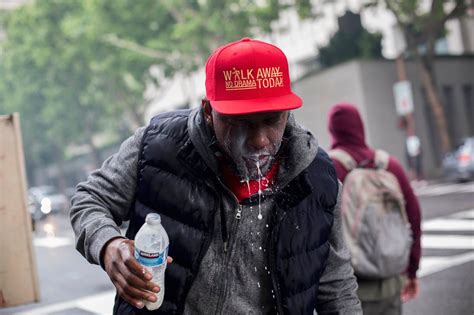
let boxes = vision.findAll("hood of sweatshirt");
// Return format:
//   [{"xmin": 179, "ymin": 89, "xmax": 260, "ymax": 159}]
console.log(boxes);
[{"xmin": 328, "ymin": 102, "xmax": 374, "ymax": 162}]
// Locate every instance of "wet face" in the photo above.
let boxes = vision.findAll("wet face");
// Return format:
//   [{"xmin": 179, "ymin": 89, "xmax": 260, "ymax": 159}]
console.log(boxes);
[{"xmin": 203, "ymin": 102, "xmax": 288, "ymax": 180}]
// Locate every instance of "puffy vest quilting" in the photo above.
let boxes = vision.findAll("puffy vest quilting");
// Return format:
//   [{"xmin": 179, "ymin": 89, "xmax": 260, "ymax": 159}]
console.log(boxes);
[{"xmin": 114, "ymin": 110, "xmax": 339, "ymax": 315}]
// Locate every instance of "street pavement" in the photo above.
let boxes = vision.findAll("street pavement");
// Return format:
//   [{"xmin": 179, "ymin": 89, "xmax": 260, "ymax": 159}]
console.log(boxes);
[{"xmin": 0, "ymin": 181, "xmax": 473, "ymax": 315}]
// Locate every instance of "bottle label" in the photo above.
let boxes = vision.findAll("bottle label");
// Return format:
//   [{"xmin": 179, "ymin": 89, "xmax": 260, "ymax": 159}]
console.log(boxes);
[{"xmin": 135, "ymin": 246, "xmax": 168, "ymax": 267}]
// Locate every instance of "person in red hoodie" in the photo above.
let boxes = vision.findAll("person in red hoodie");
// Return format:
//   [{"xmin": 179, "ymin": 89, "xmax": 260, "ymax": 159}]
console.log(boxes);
[{"xmin": 327, "ymin": 103, "xmax": 422, "ymax": 315}]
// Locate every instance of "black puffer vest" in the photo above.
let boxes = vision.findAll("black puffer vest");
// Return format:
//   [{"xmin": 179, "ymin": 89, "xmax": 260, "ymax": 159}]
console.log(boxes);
[{"xmin": 114, "ymin": 110, "xmax": 339, "ymax": 315}]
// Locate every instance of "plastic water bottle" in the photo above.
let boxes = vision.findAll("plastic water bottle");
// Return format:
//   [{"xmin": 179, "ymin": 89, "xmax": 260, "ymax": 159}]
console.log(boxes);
[{"xmin": 134, "ymin": 213, "xmax": 169, "ymax": 310}]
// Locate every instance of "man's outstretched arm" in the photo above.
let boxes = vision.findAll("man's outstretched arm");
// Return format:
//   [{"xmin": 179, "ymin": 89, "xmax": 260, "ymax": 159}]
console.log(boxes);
[
  {"xmin": 70, "ymin": 127, "xmax": 145, "ymax": 266},
  {"xmin": 70, "ymin": 127, "xmax": 167, "ymax": 308}
]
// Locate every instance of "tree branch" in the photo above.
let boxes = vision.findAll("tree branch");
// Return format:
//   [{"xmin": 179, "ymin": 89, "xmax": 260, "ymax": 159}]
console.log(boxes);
[
  {"xmin": 430, "ymin": 0, "xmax": 440, "ymax": 16},
  {"xmin": 103, "ymin": 33, "xmax": 176, "ymax": 61},
  {"xmin": 442, "ymin": 0, "xmax": 468, "ymax": 24}
]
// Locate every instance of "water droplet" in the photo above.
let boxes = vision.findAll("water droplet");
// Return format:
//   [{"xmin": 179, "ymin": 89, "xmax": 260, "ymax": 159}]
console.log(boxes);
[
  {"xmin": 256, "ymin": 161, "xmax": 263, "ymax": 220},
  {"xmin": 264, "ymin": 266, "xmax": 267, "ymax": 270},
  {"xmin": 272, "ymin": 295, "xmax": 275, "ymax": 299},
  {"xmin": 254, "ymin": 267, "xmax": 257, "ymax": 272},
  {"xmin": 262, "ymin": 176, "xmax": 269, "ymax": 186},
  {"xmin": 265, "ymin": 224, "xmax": 269, "ymax": 228},
  {"xmin": 259, "ymin": 246, "xmax": 262, "ymax": 250},
  {"xmin": 268, "ymin": 271, "xmax": 271, "ymax": 274},
  {"xmin": 257, "ymin": 282, "xmax": 261, "ymax": 288},
  {"xmin": 271, "ymin": 290, "xmax": 274, "ymax": 293}
]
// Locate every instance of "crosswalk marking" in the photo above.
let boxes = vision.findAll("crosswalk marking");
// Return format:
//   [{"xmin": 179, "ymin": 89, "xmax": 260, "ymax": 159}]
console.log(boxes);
[
  {"xmin": 419, "ymin": 252, "xmax": 474, "ymax": 277},
  {"xmin": 415, "ymin": 182, "xmax": 474, "ymax": 197},
  {"xmin": 419, "ymin": 209, "xmax": 474, "ymax": 278},
  {"xmin": 33, "ymin": 236, "xmax": 73, "ymax": 248},
  {"xmin": 449, "ymin": 209, "xmax": 474, "ymax": 219},
  {"xmin": 422, "ymin": 218, "xmax": 474, "ymax": 231},
  {"xmin": 422, "ymin": 235, "xmax": 474, "ymax": 249}
]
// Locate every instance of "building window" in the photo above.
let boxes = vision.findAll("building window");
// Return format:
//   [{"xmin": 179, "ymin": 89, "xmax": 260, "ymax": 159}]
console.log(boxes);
[
  {"xmin": 420, "ymin": 87, "xmax": 442, "ymax": 163},
  {"xmin": 441, "ymin": 85, "xmax": 458, "ymax": 143},
  {"xmin": 463, "ymin": 85, "xmax": 474, "ymax": 136}
]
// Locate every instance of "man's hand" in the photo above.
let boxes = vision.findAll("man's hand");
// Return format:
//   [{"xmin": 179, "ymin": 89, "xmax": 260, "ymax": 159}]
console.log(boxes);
[
  {"xmin": 401, "ymin": 278, "xmax": 419, "ymax": 303},
  {"xmin": 102, "ymin": 238, "xmax": 173, "ymax": 309}
]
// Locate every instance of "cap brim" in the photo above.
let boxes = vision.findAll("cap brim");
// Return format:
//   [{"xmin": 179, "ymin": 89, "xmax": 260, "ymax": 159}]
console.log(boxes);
[{"xmin": 209, "ymin": 93, "xmax": 302, "ymax": 115}]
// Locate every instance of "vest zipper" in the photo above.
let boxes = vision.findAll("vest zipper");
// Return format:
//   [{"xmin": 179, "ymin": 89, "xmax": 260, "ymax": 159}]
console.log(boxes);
[
  {"xmin": 215, "ymin": 203, "xmax": 242, "ymax": 314},
  {"xmin": 235, "ymin": 204, "xmax": 243, "ymax": 220},
  {"xmin": 269, "ymin": 207, "xmax": 286, "ymax": 315},
  {"xmin": 213, "ymin": 175, "xmax": 241, "ymax": 313},
  {"xmin": 214, "ymin": 175, "xmax": 238, "ymax": 252}
]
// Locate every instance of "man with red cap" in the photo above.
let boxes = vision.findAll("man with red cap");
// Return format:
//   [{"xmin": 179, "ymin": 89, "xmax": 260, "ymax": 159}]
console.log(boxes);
[{"xmin": 70, "ymin": 38, "xmax": 361, "ymax": 314}]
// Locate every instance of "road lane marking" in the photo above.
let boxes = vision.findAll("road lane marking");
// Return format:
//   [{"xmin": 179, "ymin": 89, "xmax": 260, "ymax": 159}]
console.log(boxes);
[
  {"xmin": 418, "ymin": 209, "xmax": 474, "ymax": 277},
  {"xmin": 422, "ymin": 219, "xmax": 474, "ymax": 231},
  {"xmin": 422, "ymin": 235, "xmax": 474, "ymax": 249},
  {"xmin": 33, "ymin": 237, "xmax": 73, "ymax": 248},
  {"xmin": 415, "ymin": 182, "xmax": 474, "ymax": 197},
  {"xmin": 419, "ymin": 252, "xmax": 474, "ymax": 277},
  {"xmin": 448, "ymin": 209, "xmax": 474, "ymax": 219}
]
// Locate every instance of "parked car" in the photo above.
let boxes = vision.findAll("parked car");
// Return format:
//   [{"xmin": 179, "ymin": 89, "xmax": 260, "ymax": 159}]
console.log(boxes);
[
  {"xmin": 28, "ymin": 193, "xmax": 46, "ymax": 222},
  {"xmin": 442, "ymin": 137, "xmax": 474, "ymax": 182},
  {"xmin": 28, "ymin": 186, "xmax": 69, "ymax": 216}
]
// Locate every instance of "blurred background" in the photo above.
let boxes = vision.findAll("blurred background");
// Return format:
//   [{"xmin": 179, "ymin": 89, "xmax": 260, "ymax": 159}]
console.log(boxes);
[{"xmin": 0, "ymin": 0, "xmax": 473, "ymax": 314}]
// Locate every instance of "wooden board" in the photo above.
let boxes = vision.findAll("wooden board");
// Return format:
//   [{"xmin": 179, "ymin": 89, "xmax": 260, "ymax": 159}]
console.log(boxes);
[{"xmin": 0, "ymin": 113, "xmax": 40, "ymax": 307}]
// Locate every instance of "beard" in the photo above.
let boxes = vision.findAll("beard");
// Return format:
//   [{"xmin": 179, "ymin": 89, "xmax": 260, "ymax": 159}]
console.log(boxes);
[
  {"xmin": 236, "ymin": 153, "xmax": 274, "ymax": 180},
  {"xmin": 224, "ymin": 140, "xmax": 282, "ymax": 181}
]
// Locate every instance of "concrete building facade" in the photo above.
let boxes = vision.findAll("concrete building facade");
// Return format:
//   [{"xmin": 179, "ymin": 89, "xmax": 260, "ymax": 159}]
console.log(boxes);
[{"xmin": 292, "ymin": 56, "xmax": 474, "ymax": 177}]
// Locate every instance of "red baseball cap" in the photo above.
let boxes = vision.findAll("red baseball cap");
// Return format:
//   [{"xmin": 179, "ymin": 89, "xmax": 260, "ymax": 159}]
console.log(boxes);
[{"xmin": 205, "ymin": 38, "xmax": 303, "ymax": 115}]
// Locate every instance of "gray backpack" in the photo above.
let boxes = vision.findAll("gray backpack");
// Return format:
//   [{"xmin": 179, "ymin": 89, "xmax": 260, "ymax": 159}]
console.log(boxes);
[{"xmin": 329, "ymin": 149, "xmax": 413, "ymax": 279}]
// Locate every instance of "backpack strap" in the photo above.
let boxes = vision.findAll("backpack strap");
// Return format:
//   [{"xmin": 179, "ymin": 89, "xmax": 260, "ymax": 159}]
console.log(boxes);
[
  {"xmin": 328, "ymin": 149, "xmax": 357, "ymax": 171},
  {"xmin": 374, "ymin": 150, "xmax": 390, "ymax": 170}
]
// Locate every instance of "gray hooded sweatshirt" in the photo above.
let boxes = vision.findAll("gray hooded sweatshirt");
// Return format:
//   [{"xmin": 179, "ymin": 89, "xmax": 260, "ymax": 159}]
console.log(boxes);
[{"xmin": 70, "ymin": 107, "xmax": 361, "ymax": 314}]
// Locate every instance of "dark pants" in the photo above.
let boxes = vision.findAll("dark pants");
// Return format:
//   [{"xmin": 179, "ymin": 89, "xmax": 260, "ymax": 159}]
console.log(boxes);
[{"xmin": 361, "ymin": 293, "xmax": 401, "ymax": 315}]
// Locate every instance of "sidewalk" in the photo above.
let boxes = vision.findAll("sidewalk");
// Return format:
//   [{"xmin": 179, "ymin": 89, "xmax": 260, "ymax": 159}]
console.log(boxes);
[
  {"xmin": 0, "ymin": 214, "xmax": 115, "ymax": 315},
  {"xmin": 12, "ymin": 291, "xmax": 115, "ymax": 315}
]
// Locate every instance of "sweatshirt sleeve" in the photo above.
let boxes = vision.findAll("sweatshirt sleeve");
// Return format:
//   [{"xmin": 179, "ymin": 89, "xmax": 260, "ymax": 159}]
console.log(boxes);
[
  {"xmin": 388, "ymin": 157, "xmax": 422, "ymax": 279},
  {"xmin": 316, "ymin": 182, "xmax": 362, "ymax": 314},
  {"xmin": 69, "ymin": 127, "xmax": 146, "ymax": 266}
]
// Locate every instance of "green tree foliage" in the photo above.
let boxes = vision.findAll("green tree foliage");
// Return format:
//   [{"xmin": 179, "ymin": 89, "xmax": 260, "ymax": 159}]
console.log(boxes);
[
  {"xmin": 318, "ymin": 11, "xmax": 382, "ymax": 67},
  {"xmin": 0, "ymin": 0, "xmax": 284, "ymax": 185},
  {"xmin": 0, "ymin": 1, "xmax": 107, "ymax": 185}
]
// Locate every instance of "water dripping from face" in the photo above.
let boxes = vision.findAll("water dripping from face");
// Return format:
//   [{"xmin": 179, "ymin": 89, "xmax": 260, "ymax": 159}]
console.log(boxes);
[{"xmin": 210, "ymin": 110, "xmax": 288, "ymax": 181}]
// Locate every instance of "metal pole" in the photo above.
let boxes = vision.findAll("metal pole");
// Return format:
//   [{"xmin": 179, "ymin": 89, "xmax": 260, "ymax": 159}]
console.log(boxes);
[{"xmin": 396, "ymin": 54, "xmax": 422, "ymax": 180}]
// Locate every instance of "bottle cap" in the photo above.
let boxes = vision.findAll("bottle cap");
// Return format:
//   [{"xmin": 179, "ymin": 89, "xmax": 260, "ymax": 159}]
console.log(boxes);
[{"xmin": 146, "ymin": 213, "xmax": 161, "ymax": 225}]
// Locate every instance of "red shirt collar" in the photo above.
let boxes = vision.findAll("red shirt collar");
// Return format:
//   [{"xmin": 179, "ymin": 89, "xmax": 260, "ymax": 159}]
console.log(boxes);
[{"xmin": 219, "ymin": 159, "xmax": 280, "ymax": 203}]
